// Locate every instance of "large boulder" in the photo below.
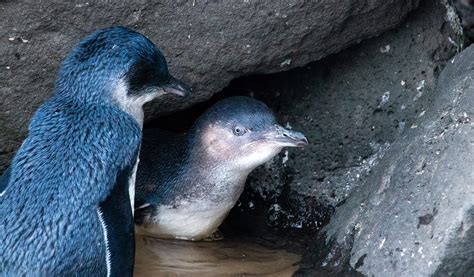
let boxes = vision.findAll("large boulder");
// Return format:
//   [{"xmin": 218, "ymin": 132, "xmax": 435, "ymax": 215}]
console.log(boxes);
[
  {"xmin": 225, "ymin": 0, "xmax": 459, "ymax": 235},
  {"xmin": 308, "ymin": 45, "xmax": 474, "ymax": 276},
  {"xmin": 0, "ymin": 0, "xmax": 420, "ymax": 170}
]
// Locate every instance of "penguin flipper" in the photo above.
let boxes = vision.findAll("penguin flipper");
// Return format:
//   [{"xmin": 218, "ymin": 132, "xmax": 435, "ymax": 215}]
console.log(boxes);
[
  {"xmin": 134, "ymin": 203, "xmax": 156, "ymax": 226},
  {"xmin": 98, "ymin": 158, "xmax": 137, "ymax": 277},
  {"xmin": 136, "ymin": 129, "xmax": 187, "ymax": 205}
]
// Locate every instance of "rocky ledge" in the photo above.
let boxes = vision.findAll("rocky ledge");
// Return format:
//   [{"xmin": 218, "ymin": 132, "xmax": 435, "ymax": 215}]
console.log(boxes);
[{"xmin": 0, "ymin": 0, "xmax": 420, "ymax": 170}]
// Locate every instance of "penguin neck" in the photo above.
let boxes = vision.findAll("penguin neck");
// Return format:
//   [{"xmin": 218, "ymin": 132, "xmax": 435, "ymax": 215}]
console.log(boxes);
[
  {"xmin": 110, "ymin": 79, "xmax": 145, "ymax": 128},
  {"xmin": 182, "ymin": 133, "xmax": 250, "ymax": 188}
]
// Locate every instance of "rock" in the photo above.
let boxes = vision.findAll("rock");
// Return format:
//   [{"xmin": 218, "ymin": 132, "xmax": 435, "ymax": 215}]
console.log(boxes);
[
  {"xmin": 451, "ymin": 0, "xmax": 474, "ymax": 39},
  {"xmin": 0, "ymin": 0, "xmax": 420, "ymax": 170},
  {"xmin": 310, "ymin": 45, "xmax": 474, "ymax": 276},
  {"xmin": 221, "ymin": 0, "xmax": 458, "ymax": 237}
]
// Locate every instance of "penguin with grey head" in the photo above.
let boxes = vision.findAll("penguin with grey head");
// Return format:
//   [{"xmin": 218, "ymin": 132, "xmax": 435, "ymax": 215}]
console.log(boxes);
[
  {"xmin": 134, "ymin": 96, "xmax": 308, "ymax": 241},
  {"xmin": 0, "ymin": 26, "xmax": 191, "ymax": 275}
]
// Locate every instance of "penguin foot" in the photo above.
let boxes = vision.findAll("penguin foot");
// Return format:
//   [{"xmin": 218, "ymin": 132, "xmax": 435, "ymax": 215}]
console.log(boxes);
[{"xmin": 203, "ymin": 229, "xmax": 225, "ymax": 241}]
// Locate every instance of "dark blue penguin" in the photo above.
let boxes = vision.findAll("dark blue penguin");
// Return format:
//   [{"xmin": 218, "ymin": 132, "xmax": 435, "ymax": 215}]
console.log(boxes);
[
  {"xmin": 134, "ymin": 96, "xmax": 308, "ymax": 241},
  {"xmin": 0, "ymin": 26, "xmax": 190, "ymax": 275}
]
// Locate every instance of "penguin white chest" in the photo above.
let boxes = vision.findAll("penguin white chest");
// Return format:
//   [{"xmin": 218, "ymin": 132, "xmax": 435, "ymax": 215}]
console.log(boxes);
[{"xmin": 139, "ymin": 201, "xmax": 234, "ymax": 240}]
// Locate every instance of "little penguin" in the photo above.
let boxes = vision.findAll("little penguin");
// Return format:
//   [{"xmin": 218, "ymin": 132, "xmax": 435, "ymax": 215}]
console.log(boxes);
[
  {"xmin": 0, "ymin": 26, "xmax": 191, "ymax": 275},
  {"xmin": 134, "ymin": 96, "xmax": 308, "ymax": 241}
]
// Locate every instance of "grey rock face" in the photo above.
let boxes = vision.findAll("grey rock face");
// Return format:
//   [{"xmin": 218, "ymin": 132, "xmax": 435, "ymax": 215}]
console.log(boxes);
[
  {"xmin": 451, "ymin": 0, "xmax": 474, "ymax": 39},
  {"xmin": 319, "ymin": 45, "xmax": 474, "ymax": 276},
  {"xmin": 225, "ymin": 0, "xmax": 458, "ymax": 236},
  {"xmin": 0, "ymin": 0, "xmax": 420, "ymax": 170}
]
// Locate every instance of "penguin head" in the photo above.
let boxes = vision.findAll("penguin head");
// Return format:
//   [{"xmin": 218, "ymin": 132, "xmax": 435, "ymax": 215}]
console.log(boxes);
[
  {"xmin": 191, "ymin": 96, "xmax": 308, "ymax": 172},
  {"xmin": 55, "ymin": 26, "xmax": 191, "ymax": 124}
]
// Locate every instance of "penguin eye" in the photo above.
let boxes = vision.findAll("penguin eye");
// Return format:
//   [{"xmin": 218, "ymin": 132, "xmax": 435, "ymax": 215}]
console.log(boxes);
[{"xmin": 233, "ymin": 126, "xmax": 247, "ymax": 136}]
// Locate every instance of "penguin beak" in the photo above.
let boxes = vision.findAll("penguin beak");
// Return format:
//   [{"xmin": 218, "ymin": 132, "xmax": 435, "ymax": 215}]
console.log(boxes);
[
  {"xmin": 161, "ymin": 75, "xmax": 192, "ymax": 97},
  {"xmin": 262, "ymin": 125, "xmax": 309, "ymax": 147}
]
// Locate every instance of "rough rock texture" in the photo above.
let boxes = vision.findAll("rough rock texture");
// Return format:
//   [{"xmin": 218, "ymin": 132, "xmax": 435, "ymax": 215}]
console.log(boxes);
[
  {"xmin": 305, "ymin": 43, "xmax": 474, "ymax": 277},
  {"xmin": 0, "ymin": 0, "xmax": 421, "ymax": 171},
  {"xmin": 451, "ymin": 0, "xmax": 474, "ymax": 39},
  {"xmin": 216, "ymin": 0, "xmax": 460, "ymax": 234}
]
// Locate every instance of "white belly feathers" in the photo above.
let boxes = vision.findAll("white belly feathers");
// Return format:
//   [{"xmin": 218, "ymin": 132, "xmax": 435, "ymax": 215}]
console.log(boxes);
[{"xmin": 136, "ymin": 200, "xmax": 234, "ymax": 241}]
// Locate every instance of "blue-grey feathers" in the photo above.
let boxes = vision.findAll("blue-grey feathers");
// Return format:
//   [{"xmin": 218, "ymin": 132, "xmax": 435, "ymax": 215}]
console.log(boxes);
[{"xmin": 0, "ymin": 26, "xmax": 169, "ymax": 275}]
